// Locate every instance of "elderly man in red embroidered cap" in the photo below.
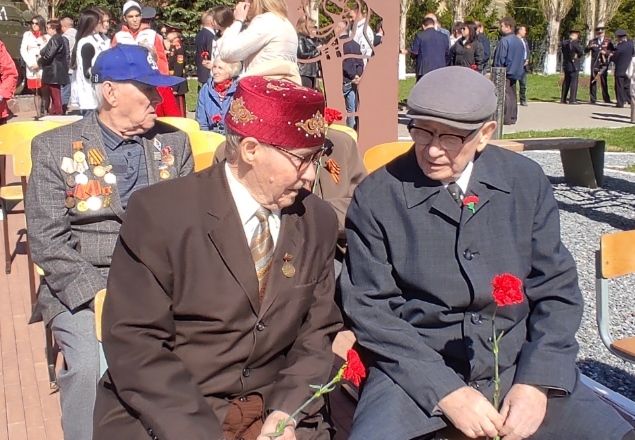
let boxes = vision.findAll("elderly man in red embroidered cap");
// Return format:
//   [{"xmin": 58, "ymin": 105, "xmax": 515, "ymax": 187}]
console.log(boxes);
[{"xmin": 93, "ymin": 76, "xmax": 343, "ymax": 440}]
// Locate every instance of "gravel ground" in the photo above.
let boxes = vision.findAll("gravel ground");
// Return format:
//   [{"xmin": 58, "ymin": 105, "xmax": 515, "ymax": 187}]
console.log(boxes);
[{"xmin": 523, "ymin": 151, "xmax": 635, "ymax": 400}]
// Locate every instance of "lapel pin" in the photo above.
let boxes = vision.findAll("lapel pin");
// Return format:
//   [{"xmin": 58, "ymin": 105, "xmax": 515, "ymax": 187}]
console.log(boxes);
[{"xmin": 282, "ymin": 253, "xmax": 296, "ymax": 278}]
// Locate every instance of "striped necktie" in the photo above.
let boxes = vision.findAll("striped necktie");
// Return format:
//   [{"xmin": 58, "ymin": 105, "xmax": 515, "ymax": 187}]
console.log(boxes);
[{"xmin": 250, "ymin": 208, "xmax": 274, "ymax": 303}]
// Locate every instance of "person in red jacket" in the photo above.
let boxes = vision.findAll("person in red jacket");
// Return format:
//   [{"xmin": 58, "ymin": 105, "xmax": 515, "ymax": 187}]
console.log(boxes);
[
  {"xmin": 0, "ymin": 39, "xmax": 18, "ymax": 124},
  {"xmin": 111, "ymin": 1, "xmax": 180, "ymax": 116}
]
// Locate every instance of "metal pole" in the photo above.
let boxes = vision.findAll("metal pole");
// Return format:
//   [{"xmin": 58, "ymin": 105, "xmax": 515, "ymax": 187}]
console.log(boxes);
[{"xmin": 491, "ymin": 67, "xmax": 506, "ymax": 139}]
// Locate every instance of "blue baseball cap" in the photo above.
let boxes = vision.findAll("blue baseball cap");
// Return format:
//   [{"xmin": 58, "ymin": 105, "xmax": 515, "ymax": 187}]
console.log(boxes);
[{"xmin": 91, "ymin": 45, "xmax": 184, "ymax": 87}]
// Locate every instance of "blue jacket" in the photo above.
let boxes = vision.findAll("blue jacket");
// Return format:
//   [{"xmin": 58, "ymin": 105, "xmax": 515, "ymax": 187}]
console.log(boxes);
[
  {"xmin": 493, "ymin": 33, "xmax": 525, "ymax": 80},
  {"xmin": 195, "ymin": 79, "xmax": 238, "ymax": 134},
  {"xmin": 410, "ymin": 28, "xmax": 449, "ymax": 77}
]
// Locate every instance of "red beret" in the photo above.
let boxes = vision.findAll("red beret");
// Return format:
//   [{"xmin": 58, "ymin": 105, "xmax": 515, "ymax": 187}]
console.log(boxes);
[{"xmin": 225, "ymin": 76, "xmax": 327, "ymax": 149}]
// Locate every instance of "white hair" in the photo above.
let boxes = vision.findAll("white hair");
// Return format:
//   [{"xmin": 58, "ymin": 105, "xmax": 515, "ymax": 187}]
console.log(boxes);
[
  {"xmin": 224, "ymin": 127, "xmax": 244, "ymax": 164},
  {"xmin": 94, "ymin": 83, "xmax": 105, "ymax": 110}
]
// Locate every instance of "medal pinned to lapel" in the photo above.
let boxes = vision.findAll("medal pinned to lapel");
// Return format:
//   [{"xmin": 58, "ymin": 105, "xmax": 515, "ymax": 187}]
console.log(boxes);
[{"xmin": 281, "ymin": 253, "xmax": 296, "ymax": 278}]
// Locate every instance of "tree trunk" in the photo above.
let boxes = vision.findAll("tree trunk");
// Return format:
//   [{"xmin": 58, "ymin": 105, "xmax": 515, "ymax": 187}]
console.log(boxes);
[
  {"xmin": 597, "ymin": 0, "xmax": 622, "ymax": 29},
  {"xmin": 308, "ymin": 0, "xmax": 319, "ymax": 23},
  {"xmin": 583, "ymin": 0, "xmax": 597, "ymax": 75},
  {"xmin": 544, "ymin": 17, "xmax": 561, "ymax": 74},
  {"xmin": 399, "ymin": 0, "xmax": 412, "ymax": 80}
]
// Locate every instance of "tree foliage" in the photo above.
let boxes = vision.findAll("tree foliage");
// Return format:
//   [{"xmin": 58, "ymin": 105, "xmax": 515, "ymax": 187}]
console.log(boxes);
[{"xmin": 607, "ymin": 0, "xmax": 635, "ymax": 37}]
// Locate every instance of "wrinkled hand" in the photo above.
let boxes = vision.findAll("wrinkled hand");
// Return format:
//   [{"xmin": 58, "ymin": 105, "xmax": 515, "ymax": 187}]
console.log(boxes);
[
  {"xmin": 499, "ymin": 384, "xmax": 547, "ymax": 440},
  {"xmin": 438, "ymin": 386, "xmax": 504, "ymax": 439},
  {"xmin": 234, "ymin": 2, "xmax": 250, "ymax": 22},
  {"xmin": 256, "ymin": 411, "xmax": 296, "ymax": 440},
  {"xmin": 202, "ymin": 59, "xmax": 213, "ymax": 69}
]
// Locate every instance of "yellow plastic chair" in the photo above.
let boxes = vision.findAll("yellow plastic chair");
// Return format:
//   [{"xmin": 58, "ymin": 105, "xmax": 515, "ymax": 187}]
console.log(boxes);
[
  {"xmin": 363, "ymin": 141, "xmax": 413, "ymax": 173},
  {"xmin": 157, "ymin": 117, "xmax": 201, "ymax": 134},
  {"xmin": 329, "ymin": 123, "xmax": 358, "ymax": 142},
  {"xmin": 0, "ymin": 121, "xmax": 64, "ymax": 275},
  {"xmin": 94, "ymin": 289, "xmax": 106, "ymax": 342},
  {"xmin": 189, "ymin": 130, "xmax": 225, "ymax": 172},
  {"xmin": 596, "ymin": 230, "xmax": 635, "ymax": 363}
]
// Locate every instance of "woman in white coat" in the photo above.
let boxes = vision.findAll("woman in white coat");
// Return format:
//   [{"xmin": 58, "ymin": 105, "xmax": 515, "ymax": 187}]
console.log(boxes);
[
  {"xmin": 20, "ymin": 15, "xmax": 50, "ymax": 118},
  {"xmin": 219, "ymin": 0, "xmax": 300, "ymax": 83}
]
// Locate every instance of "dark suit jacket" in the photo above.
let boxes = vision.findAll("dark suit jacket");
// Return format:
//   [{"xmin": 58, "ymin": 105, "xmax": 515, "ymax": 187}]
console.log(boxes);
[
  {"xmin": 93, "ymin": 163, "xmax": 343, "ymax": 440},
  {"xmin": 195, "ymin": 27, "xmax": 216, "ymax": 84},
  {"xmin": 339, "ymin": 146, "xmax": 583, "ymax": 438},
  {"xmin": 410, "ymin": 28, "xmax": 449, "ymax": 77},
  {"xmin": 561, "ymin": 39, "xmax": 584, "ymax": 73},
  {"xmin": 612, "ymin": 39, "xmax": 634, "ymax": 76},
  {"xmin": 585, "ymin": 37, "xmax": 614, "ymax": 69},
  {"xmin": 26, "ymin": 113, "xmax": 193, "ymax": 324}
]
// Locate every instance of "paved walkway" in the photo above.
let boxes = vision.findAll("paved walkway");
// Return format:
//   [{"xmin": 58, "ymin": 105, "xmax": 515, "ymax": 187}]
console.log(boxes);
[{"xmin": 398, "ymin": 101, "xmax": 634, "ymax": 139}]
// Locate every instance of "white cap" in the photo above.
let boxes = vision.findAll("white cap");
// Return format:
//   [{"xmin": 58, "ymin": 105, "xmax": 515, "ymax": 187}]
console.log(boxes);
[{"xmin": 122, "ymin": 0, "xmax": 141, "ymax": 16}]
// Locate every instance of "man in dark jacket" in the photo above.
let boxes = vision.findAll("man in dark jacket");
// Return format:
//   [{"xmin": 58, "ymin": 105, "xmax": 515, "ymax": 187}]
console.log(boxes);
[
  {"xmin": 410, "ymin": 17, "xmax": 449, "ymax": 82},
  {"xmin": 338, "ymin": 21, "xmax": 364, "ymax": 129},
  {"xmin": 493, "ymin": 16, "xmax": 525, "ymax": 125},
  {"xmin": 475, "ymin": 21, "xmax": 490, "ymax": 73},
  {"xmin": 612, "ymin": 29, "xmax": 634, "ymax": 108},
  {"xmin": 194, "ymin": 10, "xmax": 216, "ymax": 88},
  {"xmin": 585, "ymin": 26, "xmax": 614, "ymax": 104},
  {"xmin": 560, "ymin": 30, "xmax": 584, "ymax": 104}
]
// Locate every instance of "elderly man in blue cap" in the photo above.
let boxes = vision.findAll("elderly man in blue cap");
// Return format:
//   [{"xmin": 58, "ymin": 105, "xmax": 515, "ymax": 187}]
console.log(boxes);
[
  {"xmin": 339, "ymin": 66, "xmax": 635, "ymax": 440},
  {"xmin": 25, "ymin": 44, "xmax": 193, "ymax": 440}
]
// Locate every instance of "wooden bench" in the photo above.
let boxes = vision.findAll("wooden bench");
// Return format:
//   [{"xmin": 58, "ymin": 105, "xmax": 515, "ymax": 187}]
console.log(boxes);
[{"xmin": 490, "ymin": 137, "xmax": 605, "ymax": 188}]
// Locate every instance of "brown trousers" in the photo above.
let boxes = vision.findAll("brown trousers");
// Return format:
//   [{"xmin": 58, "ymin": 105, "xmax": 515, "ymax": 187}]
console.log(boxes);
[{"xmin": 222, "ymin": 395, "xmax": 265, "ymax": 440}]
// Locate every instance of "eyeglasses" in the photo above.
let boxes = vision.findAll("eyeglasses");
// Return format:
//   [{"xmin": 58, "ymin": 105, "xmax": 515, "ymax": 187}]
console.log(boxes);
[
  {"xmin": 31, "ymin": 21, "xmax": 39, "ymax": 25},
  {"xmin": 268, "ymin": 144, "xmax": 326, "ymax": 172},
  {"xmin": 408, "ymin": 124, "xmax": 478, "ymax": 151}
]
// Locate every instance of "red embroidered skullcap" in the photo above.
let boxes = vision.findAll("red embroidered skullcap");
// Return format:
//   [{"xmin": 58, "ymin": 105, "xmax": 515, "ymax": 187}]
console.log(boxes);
[{"xmin": 225, "ymin": 76, "xmax": 327, "ymax": 149}]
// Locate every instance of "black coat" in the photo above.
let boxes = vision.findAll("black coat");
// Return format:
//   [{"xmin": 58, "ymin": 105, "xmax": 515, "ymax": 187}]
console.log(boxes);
[
  {"xmin": 560, "ymin": 39, "xmax": 584, "ymax": 73},
  {"xmin": 194, "ymin": 28, "xmax": 216, "ymax": 84},
  {"xmin": 39, "ymin": 34, "xmax": 69, "ymax": 85},
  {"xmin": 450, "ymin": 38, "xmax": 484, "ymax": 71},
  {"xmin": 585, "ymin": 37, "xmax": 614, "ymax": 69},
  {"xmin": 612, "ymin": 39, "xmax": 634, "ymax": 76},
  {"xmin": 297, "ymin": 33, "xmax": 320, "ymax": 79}
]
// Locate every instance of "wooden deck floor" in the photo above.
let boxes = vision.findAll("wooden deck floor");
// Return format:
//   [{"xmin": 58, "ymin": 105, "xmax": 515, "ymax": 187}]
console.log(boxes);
[{"xmin": 0, "ymin": 194, "xmax": 63, "ymax": 440}]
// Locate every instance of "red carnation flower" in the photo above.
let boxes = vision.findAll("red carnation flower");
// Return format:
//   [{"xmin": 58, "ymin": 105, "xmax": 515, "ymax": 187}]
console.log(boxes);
[
  {"xmin": 324, "ymin": 107, "xmax": 343, "ymax": 126},
  {"xmin": 342, "ymin": 349, "xmax": 366, "ymax": 387},
  {"xmin": 463, "ymin": 195, "xmax": 479, "ymax": 213},
  {"xmin": 211, "ymin": 114, "xmax": 222, "ymax": 123},
  {"xmin": 201, "ymin": 50, "xmax": 210, "ymax": 60},
  {"xmin": 492, "ymin": 273, "xmax": 524, "ymax": 307}
]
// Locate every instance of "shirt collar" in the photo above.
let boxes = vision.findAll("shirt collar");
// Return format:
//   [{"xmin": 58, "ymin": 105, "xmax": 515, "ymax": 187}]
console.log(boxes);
[
  {"xmin": 96, "ymin": 116, "xmax": 141, "ymax": 150},
  {"xmin": 443, "ymin": 161, "xmax": 473, "ymax": 194},
  {"xmin": 224, "ymin": 163, "xmax": 280, "ymax": 226}
]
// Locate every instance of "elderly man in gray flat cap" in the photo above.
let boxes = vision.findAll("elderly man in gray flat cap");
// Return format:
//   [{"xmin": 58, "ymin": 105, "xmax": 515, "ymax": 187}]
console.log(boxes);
[{"xmin": 339, "ymin": 66, "xmax": 635, "ymax": 440}]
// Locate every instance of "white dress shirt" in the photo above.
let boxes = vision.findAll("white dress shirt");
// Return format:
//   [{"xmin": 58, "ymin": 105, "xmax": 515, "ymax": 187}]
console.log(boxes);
[
  {"xmin": 443, "ymin": 161, "xmax": 473, "ymax": 198},
  {"xmin": 225, "ymin": 163, "xmax": 281, "ymax": 247}
]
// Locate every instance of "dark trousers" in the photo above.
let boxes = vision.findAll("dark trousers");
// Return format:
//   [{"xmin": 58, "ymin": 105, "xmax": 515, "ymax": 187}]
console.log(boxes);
[
  {"xmin": 590, "ymin": 68, "xmax": 611, "ymax": 103},
  {"xmin": 615, "ymin": 75, "xmax": 631, "ymax": 107},
  {"xmin": 504, "ymin": 78, "xmax": 518, "ymax": 125},
  {"xmin": 518, "ymin": 70, "xmax": 527, "ymax": 104},
  {"xmin": 561, "ymin": 71, "xmax": 579, "ymax": 103},
  {"xmin": 48, "ymin": 84, "xmax": 63, "ymax": 115}
]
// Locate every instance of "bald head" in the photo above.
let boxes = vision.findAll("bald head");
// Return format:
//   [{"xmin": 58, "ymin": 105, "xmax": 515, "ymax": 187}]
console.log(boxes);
[
  {"xmin": 424, "ymin": 13, "xmax": 438, "ymax": 26},
  {"xmin": 61, "ymin": 17, "xmax": 74, "ymax": 31}
]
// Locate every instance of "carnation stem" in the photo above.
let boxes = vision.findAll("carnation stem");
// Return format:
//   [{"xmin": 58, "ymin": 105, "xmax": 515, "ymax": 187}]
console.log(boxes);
[
  {"xmin": 492, "ymin": 309, "xmax": 501, "ymax": 440},
  {"xmin": 268, "ymin": 363, "xmax": 347, "ymax": 439}
]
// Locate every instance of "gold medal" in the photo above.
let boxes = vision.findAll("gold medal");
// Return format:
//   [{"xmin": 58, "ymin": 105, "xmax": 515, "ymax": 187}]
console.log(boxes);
[
  {"xmin": 162, "ymin": 154, "xmax": 175, "ymax": 166},
  {"xmin": 75, "ymin": 173, "xmax": 89, "ymax": 185},
  {"xmin": 102, "ymin": 196, "xmax": 111, "ymax": 208},
  {"xmin": 72, "ymin": 141, "xmax": 83, "ymax": 151},
  {"xmin": 93, "ymin": 165, "xmax": 106, "ymax": 177},
  {"xmin": 159, "ymin": 169, "xmax": 171, "ymax": 180},
  {"xmin": 76, "ymin": 200, "xmax": 88, "ymax": 212},
  {"xmin": 86, "ymin": 196, "xmax": 103, "ymax": 211},
  {"xmin": 73, "ymin": 151, "xmax": 86, "ymax": 163},
  {"xmin": 282, "ymin": 253, "xmax": 295, "ymax": 278}
]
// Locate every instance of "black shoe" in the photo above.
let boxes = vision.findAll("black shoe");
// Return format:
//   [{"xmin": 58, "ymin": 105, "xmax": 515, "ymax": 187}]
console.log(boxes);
[
  {"xmin": 569, "ymin": 101, "xmax": 580, "ymax": 105},
  {"xmin": 590, "ymin": 100, "xmax": 596, "ymax": 104},
  {"xmin": 520, "ymin": 101, "xmax": 528, "ymax": 106},
  {"xmin": 560, "ymin": 100, "xmax": 567, "ymax": 104},
  {"xmin": 616, "ymin": 104, "xmax": 624, "ymax": 108}
]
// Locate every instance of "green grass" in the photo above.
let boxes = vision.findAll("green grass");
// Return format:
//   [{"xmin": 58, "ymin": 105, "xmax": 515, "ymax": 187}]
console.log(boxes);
[
  {"xmin": 398, "ymin": 74, "xmax": 616, "ymax": 104},
  {"xmin": 625, "ymin": 164, "xmax": 635, "ymax": 172},
  {"xmin": 503, "ymin": 126, "xmax": 635, "ymax": 152},
  {"xmin": 186, "ymin": 78, "xmax": 199, "ymax": 113}
]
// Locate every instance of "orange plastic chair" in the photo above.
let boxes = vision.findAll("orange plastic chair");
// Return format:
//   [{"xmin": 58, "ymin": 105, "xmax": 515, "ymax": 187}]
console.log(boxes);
[
  {"xmin": 596, "ymin": 229, "xmax": 635, "ymax": 363},
  {"xmin": 362, "ymin": 141, "xmax": 413, "ymax": 173},
  {"xmin": 189, "ymin": 130, "xmax": 225, "ymax": 172}
]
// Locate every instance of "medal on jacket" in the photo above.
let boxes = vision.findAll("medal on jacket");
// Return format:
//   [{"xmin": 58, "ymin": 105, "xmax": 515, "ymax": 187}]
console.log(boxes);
[{"xmin": 282, "ymin": 253, "xmax": 295, "ymax": 278}]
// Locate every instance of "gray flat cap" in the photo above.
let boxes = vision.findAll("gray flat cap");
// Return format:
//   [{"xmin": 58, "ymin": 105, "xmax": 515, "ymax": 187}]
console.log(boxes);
[
  {"xmin": 615, "ymin": 29, "xmax": 627, "ymax": 37},
  {"xmin": 407, "ymin": 66, "xmax": 497, "ymax": 130}
]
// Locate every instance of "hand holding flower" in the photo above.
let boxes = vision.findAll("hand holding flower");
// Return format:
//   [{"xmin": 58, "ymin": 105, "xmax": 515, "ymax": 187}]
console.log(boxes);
[{"xmin": 498, "ymin": 384, "xmax": 547, "ymax": 440}]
